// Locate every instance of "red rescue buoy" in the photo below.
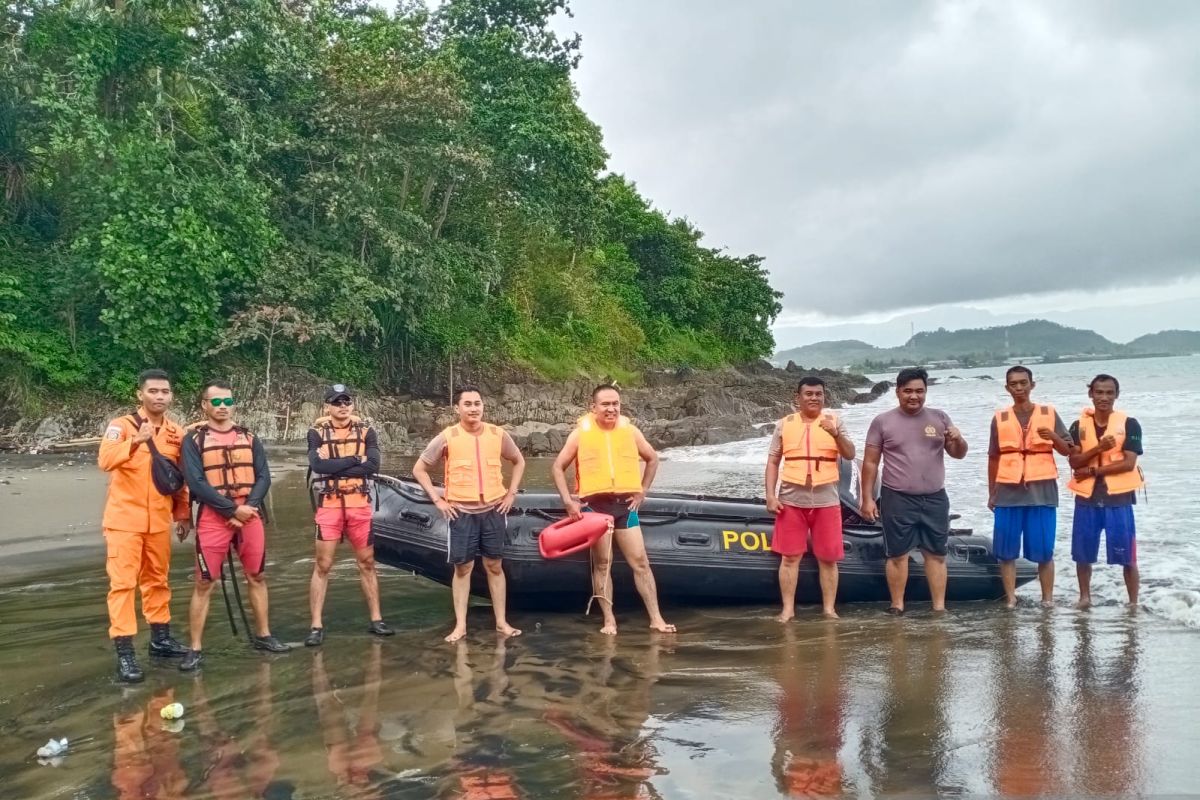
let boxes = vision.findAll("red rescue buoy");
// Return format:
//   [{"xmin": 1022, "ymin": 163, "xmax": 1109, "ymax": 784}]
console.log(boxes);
[{"xmin": 538, "ymin": 512, "xmax": 614, "ymax": 559}]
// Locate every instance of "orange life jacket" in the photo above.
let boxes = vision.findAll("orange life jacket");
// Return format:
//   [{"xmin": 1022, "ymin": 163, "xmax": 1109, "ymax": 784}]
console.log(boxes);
[
  {"xmin": 575, "ymin": 413, "xmax": 643, "ymax": 498},
  {"xmin": 188, "ymin": 422, "xmax": 257, "ymax": 501},
  {"xmin": 1067, "ymin": 409, "xmax": 1145, "ymax": 498},
  {"xmin": 311, "ymin": 415, "xmax": 371, "ymax": 508},
  {"xmin": 779, "ymin": 412, "xmax": 840, "ymax": 487},
  {"xmin": 993, "ymin": 404, "xmax": 1059, "ymax": 484},
  {"xmin": 442, "ymin": 423, "xmax": 507, "ymax": 504}
]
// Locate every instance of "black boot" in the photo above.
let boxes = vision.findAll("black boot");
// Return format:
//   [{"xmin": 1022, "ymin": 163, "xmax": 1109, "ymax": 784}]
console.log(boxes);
[
  {"xmin": 148, "ymin": 623, "xmax": 189, "ymax": 658},
  {"xmin": 114, "ymin": 636, "xmax": 144, "ymax": 683}
]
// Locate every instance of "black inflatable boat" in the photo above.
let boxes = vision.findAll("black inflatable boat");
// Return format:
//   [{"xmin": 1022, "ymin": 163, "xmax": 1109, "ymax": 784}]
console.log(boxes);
[{"xmin": 370, "ymin": 467, "xmax": 1034, "ymax": 608}]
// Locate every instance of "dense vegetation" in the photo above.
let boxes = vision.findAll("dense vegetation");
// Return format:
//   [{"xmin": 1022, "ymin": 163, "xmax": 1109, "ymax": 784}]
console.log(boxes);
[
  {"xmin": 0, "ymin": 0, "xmax": 781, "ymax": 406},
  {"xmin": 774, "ymin": 320, "xmax": 1199, "ymax": 371}
]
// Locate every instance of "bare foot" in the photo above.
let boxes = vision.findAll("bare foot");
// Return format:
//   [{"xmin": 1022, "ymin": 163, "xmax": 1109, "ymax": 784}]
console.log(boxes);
[
  {"xmin": 1005, "ymin": 598, "xmax": 1017, "ymax": 609},
  {"xmin": 444, "ymin": 627, "xmax": 467, "ymax": 643},
  {"xmin": 1040, "ymin": 599, "xmax": 1054, "ymax": 608},
  {"xmin": 1075, "ymin": 597, "xmax": 1092, "ymax": 610},
  {"xmin": 496, "ymin": 624, "xmax": 522, "ymax": 637},
  {"xmin": 776, "ymin": 611, "xmax": 795, "ymax": 623},
  {"xmin": 822, "ymin": 609, "xmax": 839, "ymax": 619},
  {"xmin": 649, "ymin": 620, "xmax": 676, "ymax": 633},
  {"xmin": 599, "ymin": 620, "xmax": 618, "ymax": 635}
]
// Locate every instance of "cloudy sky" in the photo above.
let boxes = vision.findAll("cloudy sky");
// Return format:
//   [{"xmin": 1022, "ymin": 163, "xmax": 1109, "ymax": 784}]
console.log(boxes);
[{"xmin": 555, "ymin": 1, "xmax": 1200, "ymax": 347}]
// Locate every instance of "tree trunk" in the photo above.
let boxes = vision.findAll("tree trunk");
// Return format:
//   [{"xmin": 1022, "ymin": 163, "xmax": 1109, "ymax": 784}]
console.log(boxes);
[
  {"xmin": 264, "ymin": 324, "xmax": 276, "ymax": 411},
  {"xmin": 400, "ymin": 163, "xmax": 410, "ymax": 206},
  {"xmin": 420, "ymin": 175, "xmax": 436, "ymax": 211},
  {"xmin": 432, "ymin": 180, "xmax": 456, "ymax": 240}
]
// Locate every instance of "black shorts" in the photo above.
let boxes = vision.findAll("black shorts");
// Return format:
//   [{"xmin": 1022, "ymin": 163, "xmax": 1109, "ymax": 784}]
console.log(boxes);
[
  {"xmin": 880, "ymin": 487, "xmax": 950, "ymax": 558},
  {"xmin": 582, "ymin": 494, "xmax": 638, "ymax": 529},
  {"xmin": 448, "ymin": 509, "xmax": 507, "ymax": 564}
]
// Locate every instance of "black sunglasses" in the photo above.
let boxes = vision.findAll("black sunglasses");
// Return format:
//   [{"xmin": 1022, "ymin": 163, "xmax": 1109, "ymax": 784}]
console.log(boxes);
[{"xmin": 329, "ymin": 398, "xmax": 353, "ymax": 407}]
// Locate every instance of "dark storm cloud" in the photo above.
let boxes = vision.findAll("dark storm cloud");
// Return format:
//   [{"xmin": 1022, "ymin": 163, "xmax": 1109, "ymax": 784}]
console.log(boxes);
[{"xmin": 563, "ymin": 0, "xmax": 1200, "ymax": 315}]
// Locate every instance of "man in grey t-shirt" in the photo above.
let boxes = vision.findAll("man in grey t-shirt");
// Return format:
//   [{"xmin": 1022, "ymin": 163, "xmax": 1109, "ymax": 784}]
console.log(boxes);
[{"xmin": 860, "ymin": 368, "xmax": 968, "ymax": 614}]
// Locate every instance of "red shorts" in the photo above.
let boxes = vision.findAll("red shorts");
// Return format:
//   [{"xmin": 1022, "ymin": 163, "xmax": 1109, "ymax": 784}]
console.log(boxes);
[
  {"xmin": 196, "ymin": 506, "xmax": 266, "ymax": 580},
  {"xmin": 771, "ymin": 505, "xmax": 844, "ymax": 562},
  {"xmin": 315, "ymin": 505, "xmax": 374, "ymax": 550}
]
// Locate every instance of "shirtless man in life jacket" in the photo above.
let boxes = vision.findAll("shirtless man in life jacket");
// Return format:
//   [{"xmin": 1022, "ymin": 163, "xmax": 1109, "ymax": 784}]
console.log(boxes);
[
  {"xmin": 551, "ymin": 385, "xmax": 675, "ymax": 635},
  {"xmin": 179, "ymin": 379, "xmax": 290, "ymax": 671}
]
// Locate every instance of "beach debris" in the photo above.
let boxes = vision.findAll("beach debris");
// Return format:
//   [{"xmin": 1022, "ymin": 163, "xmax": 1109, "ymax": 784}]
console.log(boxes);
[
  {"xmin": 160, "ymin": 702, "xmax": 185, "ymax": 720},
  {"xmin": 36, "ymin": 738, "xmax": 68, "ymax": 759}
]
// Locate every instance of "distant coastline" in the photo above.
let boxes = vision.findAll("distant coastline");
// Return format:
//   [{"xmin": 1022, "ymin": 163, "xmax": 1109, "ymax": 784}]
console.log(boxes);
[{"xmin": 774, "ymin": 319, "xmax": 1200, "ymax": 372}]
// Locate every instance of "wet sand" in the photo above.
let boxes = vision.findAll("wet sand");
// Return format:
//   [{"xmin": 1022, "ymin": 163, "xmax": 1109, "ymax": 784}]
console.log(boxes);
[{"xmin": 2, "ymin": 461, "xmax": 1200, "ymax": 796}]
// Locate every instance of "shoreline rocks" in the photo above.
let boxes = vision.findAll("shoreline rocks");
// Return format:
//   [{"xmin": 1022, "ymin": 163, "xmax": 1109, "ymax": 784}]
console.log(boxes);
[{"xmin": 2, "ymin": 362, "xmax": 877, "ymax": 455}]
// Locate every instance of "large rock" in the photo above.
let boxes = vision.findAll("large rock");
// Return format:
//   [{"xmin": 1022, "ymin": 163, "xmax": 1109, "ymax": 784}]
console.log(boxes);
[{"xmin": 32, "ymin": 416, "xmax": 70, "ymax": 447}]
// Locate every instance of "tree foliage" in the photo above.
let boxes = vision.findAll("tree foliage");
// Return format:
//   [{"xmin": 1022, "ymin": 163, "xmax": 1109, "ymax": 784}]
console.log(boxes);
[{"xmin": 0, "ymin": 0, "xmax": 781, "ymax": 400}]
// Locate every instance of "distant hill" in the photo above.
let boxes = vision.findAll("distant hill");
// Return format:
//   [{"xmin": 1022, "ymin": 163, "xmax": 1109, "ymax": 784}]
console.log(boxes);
[
  {"xmin": 774, "ymin": 320, "xmax": 1200, "ymax": 370},
  {"xmin": 1124, "ymin": 330, "xmax": 1200, "ymax": 355}
]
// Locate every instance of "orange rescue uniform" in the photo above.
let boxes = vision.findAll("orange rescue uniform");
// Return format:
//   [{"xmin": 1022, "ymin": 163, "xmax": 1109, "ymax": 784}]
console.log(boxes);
[{"xmin": 98, "ymin": 411, "xmax": 190, "ymax": 639}]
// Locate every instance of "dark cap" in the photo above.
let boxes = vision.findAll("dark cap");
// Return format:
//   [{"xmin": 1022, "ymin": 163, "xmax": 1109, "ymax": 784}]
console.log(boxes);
[{"xmin": 324, "ymin": 383, "xmax": 353, "ymax": 403}]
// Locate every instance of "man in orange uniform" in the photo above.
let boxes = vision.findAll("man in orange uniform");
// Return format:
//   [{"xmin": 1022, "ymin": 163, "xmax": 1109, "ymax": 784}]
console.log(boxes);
[
  {"xmin": 305, "ymin": 384, "xmax": 392, "ymax": 646},
  {"xmin": 987, "ymin": 366, "xmax": 1072, "ymax": 608},
  {"xmin": 413, "ymin": 385, "xmax": 526, "ymax": 643},
  {"xmin": 98, "ymin": 368, "xmax": 192, "ymax": 683},
  {"xmin": 552, "ymin": 385, "xmax": 675, "ymax": 635},
  {"xmin": 765, "ymin": 377, "xmax": 856, "ymax": 621},
  {"xmin": 179, "ymin": 379, "xmax": 290, "ymax": 672}
]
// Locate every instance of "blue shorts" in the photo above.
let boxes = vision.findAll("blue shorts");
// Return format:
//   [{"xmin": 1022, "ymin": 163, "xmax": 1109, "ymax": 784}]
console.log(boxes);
[
  {"xmin": 1071, "ymin": 502, "xmax": 1137, "ymax": 566},
  {"xmin": 993, "ymin": 506, "xmax": 1056, "ymax": 563}
]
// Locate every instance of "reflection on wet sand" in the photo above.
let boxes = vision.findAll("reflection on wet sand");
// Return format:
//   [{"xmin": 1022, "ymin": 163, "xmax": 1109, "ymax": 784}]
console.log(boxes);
[
  {"xmin": 771, "ymin": 625, "xmax": 844, "ymax": 797},
  {"xmin": 871, "ymin": 622, "xmax": 950, "ymax": 794},
  {"xmin": 111, "ymin": 689, "xmax": 187, "ymax": 800},
  {"xmin": 447, "ymin": 636, "xmax": 523, "ymax": 799},
  {"xmin": 313, "ymin": 644, "xmax": 386, "ymax": 798},
  {"xmin": 543, "ymin": 635, "xmax": 666, "ymax": 799},
  {"xmin": 992, "ymin": 615, "xmax": 1064, "ymax": 796},
  {"xmin": 192, "ymin": 662, "xmax": 287, "ymax": 799},
  {"xmin": 1066, "ymin": 616, "xmax": 1144, "ymax": 795}
]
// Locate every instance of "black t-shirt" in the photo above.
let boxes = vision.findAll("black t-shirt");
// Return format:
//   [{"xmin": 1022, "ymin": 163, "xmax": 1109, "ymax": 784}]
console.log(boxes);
[{"xmin": 1068, "ymin": 417, "xmax": 1143, "ymax": 507}]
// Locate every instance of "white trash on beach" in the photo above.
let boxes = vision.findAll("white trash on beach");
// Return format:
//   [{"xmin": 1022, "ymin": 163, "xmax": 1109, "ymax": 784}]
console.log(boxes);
[
  {"xmin": 159, "ymin": 702, "xmax": 185, "ymax": 720},
  {"xmin": 36, "ymin": 738, "xmax": 68, "ymax": 758}
]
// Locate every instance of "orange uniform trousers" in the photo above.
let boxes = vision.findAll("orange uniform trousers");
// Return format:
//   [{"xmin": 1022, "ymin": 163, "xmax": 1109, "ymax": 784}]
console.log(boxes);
[{"xmin": 105, "ymin": 528, "xmax": 173, "ymax": 639}]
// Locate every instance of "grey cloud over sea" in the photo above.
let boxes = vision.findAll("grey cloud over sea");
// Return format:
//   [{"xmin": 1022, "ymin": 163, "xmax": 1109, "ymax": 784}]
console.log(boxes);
[{"xmin": 564, "ymin": 0, "xmax": 1200, "ymax": 315}]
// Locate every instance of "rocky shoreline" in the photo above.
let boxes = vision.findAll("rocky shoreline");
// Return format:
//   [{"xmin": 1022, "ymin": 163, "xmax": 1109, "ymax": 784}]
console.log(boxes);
[{"xmin": 2, "ymin": 362, "xmax": 888, "ymax": 455}]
